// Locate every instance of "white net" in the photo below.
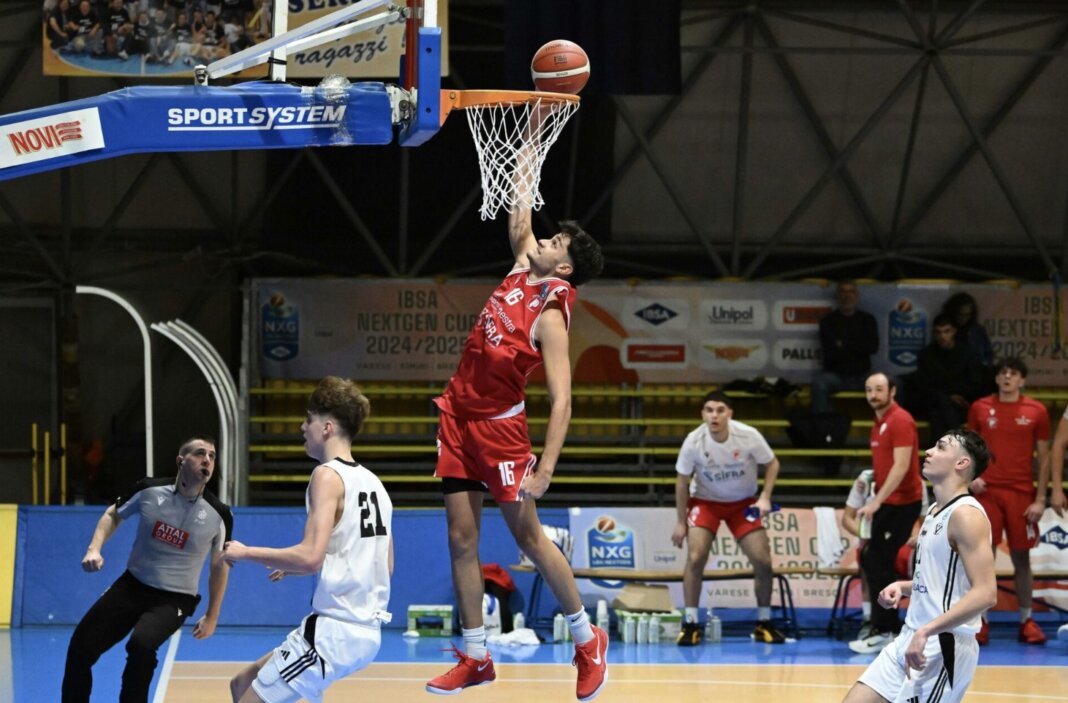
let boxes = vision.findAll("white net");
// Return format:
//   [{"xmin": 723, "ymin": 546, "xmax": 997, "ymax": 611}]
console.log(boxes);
[{"xmin": 463, "ymin": 95, "xmax": 580, "ymax": 220}]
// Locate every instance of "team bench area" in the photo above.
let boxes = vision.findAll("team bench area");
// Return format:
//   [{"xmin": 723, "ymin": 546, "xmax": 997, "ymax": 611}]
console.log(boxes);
[{"xmin": 510, "ymin": 564, "xmax": 811, "ymax": 638}]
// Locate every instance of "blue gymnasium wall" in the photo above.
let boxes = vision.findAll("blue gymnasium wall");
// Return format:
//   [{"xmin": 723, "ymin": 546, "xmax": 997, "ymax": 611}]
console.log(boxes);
[{"xmin": 13, "ymin": 506, "xmax": 566, "ymax": 627}]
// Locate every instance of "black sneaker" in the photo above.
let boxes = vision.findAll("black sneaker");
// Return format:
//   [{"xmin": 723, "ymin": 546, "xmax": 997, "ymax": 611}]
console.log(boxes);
[
  {"xmin": 752, "ymin": 620, "xmax": 786, "ymax": 644},
  {"xmin": 676, "ymin": 622, "xmax": 702, "ymax": 646}
]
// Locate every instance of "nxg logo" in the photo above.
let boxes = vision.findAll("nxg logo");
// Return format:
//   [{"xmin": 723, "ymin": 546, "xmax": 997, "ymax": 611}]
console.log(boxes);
[
  {"xmin": 1040, "ymin": 524, "xmax": 1068, "ymax": 550},
  {"xmin": 888, "ymin": 298, "xmax": 926, "ymax": 367},
  {"xmin": 634, "ymin": 303, "xmax": 677, "ymax": 326},
  {"xmin": 262, "ymin": 291, "xmax": 299, "ymax": 361},
  {"xmin": 587, "ymin": 515, "xmax": 635, "ymax": 568}
]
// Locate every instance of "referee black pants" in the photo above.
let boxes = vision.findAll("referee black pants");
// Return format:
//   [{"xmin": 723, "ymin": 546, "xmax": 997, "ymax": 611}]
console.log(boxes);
[
  {"xmin": 861, "ymin": 500, "xmax": 922, "ymax": 635},
  {"xmin": 62, "ymin": 570, "xmax": 199, "ymax": 703}
]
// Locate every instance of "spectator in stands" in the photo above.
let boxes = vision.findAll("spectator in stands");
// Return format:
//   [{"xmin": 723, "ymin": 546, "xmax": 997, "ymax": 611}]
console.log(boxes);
[
  {"xmin": 149, "ymin": 6, "xmax": 175, "ymax": 63},
  {"xmin": 425, "ymin": 193, "xmax": 606, "ymax": 699},
  {"xmin": 842, "ymin": 428, "xmax": 996, "ymax": 703},
  {"xmin": 164, "ymin": 10, "xmax": 194, "ymax": 65},
  {"xmin": 849, "ymin": 373, "xmax": 924, "ymax": 654},
  {"xmin": 941, "ymin": 291, "xmax": 994, "ymax": 369},
  {"xmin": 69, "ymin": 0, "xmax": 103, "ymax": 56},
  {"xmin": 195, "ymin": 10, "xmax": 229, "ymax": 61},
  {"xmin": 61, "ymin": 437, "xmax": 232, "ymax": 703},
  {"xmin": 46, "ymin": 0, "xmax": 76, "ymax": 51},
  {"xmin": 812, "ymin": 279, "xmax": 879, "ymax": 413},
  {"xmin": 102, "ymin": 0, "xmax": 132, "ymax": 60},
  {"xmin": 672, "ymin": 391, "xmax": 786, "ymax": 646},
  {"xmin": 125, "ymin": 10, "xmax": 153, "ymax": 57},
  {"xmin": 967, "ymin": 357, "xmax": 1052, "ymax": 645},
  {"xmin": 902, "ymin": 314, "xmax": 985, "ymax": 443}
]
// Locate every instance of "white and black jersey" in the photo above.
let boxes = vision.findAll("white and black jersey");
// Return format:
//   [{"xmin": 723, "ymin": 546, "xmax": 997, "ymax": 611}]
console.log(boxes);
[
  {"xmin": 114, "ymin": 477, "xmax": 233, "ymax": 596},
  {"xmin": 906, "ymin": 494, "xmax": 990, "ymax": 636},
  {"xmin": 311, "ymin": 459, "xmax": 392, "ymax": 626}
]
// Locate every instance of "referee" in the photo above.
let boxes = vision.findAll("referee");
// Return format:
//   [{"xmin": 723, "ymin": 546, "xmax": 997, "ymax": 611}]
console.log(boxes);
[{"xmin": 61, "ymin": 436, "xmax": 234, "ymax": 703}]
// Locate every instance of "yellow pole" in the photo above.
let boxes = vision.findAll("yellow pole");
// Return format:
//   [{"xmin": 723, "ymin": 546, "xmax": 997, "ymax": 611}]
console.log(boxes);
[
  {"xmin": 61, "ymin": 423, "xmax": 67, "ymax": 506},
  {"xmin": 44, "ymin": 430, "xmax": 51, "ymax": 506},
  {"xmin": 31, "ymin": 423, "xmax": 38, "ymax": 506}
]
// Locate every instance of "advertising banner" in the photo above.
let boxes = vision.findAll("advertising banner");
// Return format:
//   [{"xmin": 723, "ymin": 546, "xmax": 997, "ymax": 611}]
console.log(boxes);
[
  {"xmin": 42, "ymin": 0, "xmax": 449, "ymax": 79},
  {"xmin": 253, "ymin": 278, "xmax": 1068, "ymax": 386}
]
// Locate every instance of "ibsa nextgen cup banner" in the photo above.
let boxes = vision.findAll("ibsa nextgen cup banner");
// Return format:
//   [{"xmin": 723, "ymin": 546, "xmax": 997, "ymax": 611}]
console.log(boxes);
[{"xmin": 254, "ymin": 278, "xmax": 1068, "ymax": 385}]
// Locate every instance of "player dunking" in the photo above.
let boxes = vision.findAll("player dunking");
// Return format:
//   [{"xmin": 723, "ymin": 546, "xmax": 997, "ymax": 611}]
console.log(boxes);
[
  {"xmin": 425, "ymin": 192, "xmax": 605, "ymax": 700},
  {"xmin": 843, "ymin": 429, "xmax": 996, "ymax": 703}
]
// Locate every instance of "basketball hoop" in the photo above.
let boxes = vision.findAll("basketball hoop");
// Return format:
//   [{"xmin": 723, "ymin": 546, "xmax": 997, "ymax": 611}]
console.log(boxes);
[{"xmin": 442, "ymin": 90, "xmax": 580, "ymax": 220}]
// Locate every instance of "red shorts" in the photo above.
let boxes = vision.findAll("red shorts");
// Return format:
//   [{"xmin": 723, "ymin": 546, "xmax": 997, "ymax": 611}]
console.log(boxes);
[
  {"xmin": 686, "ymin": 497, "xmax": 762, "ymax": 541},
  {"xmin": 975, "ymin": 486, "xmax": 1040, "ymax": 550},
  {"xmin": 434, "ymin": 411, "xmax": 535, "ymax": 503}
]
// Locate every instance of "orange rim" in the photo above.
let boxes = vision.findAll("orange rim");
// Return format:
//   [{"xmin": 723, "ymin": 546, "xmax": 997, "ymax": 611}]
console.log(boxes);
[{"xmin": 438, "ymin": 89, "xmax": 580, "ymax": 125}]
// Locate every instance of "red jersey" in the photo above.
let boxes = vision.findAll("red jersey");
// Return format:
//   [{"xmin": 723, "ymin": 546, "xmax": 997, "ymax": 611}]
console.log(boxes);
[
  {"xmin": 967, "ymin": 394, "xmax": 1050, "ymax": 491},
  {"xmin": 435, "ymin": 269, "xmax": 575, "ymax": 419},
  {"xmin": 869, "ymin": 402, "xmax": 922, "ymax": 505}
]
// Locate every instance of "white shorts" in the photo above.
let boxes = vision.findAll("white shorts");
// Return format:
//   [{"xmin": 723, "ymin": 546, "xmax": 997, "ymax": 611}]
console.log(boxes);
[
  {"xmin": 252, "ymin": 613, "xmax": 381, "ymax": 703},
  {"xmin": 858, "ymin": 625, "xmax": 979, "ymax": 703}
]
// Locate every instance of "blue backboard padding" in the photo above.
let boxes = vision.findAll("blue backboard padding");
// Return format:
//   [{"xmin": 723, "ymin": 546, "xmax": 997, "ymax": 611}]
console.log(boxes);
[
  {"xmin": 0, "ymin": 81, "xmax": 394, "ymax": 181},
  {"xmin": 399, "ymin": 26, "xmax": 442, "ymax": 147},
  {"xmin": 15, "ymin": 505, "xmax": 563, "ymax": 627}
]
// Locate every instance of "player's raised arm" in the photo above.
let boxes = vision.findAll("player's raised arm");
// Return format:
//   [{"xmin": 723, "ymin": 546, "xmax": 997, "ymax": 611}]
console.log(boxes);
[{"xmin": 508, "ymin": 130, "xmax": 538, "ymax": 266}]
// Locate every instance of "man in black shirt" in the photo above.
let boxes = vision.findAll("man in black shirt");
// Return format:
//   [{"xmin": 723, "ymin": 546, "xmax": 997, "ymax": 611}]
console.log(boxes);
[{"xmin": 812, "ymin": 279, "xmax": 879, "ymax": 413}]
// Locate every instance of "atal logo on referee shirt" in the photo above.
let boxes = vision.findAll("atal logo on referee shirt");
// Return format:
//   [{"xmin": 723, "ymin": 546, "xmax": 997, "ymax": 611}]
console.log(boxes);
[{"xmin": 152, "ymin": 521, "xmax": 189, "ymax": 549}]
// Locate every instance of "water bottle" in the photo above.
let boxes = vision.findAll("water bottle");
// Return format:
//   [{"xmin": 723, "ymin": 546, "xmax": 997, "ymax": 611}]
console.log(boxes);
[
  {"xmin": 858, "ymin": 516, "xmax": 872, "ymax": 540},
  {"xmin": 708, "ymin": 615, "xmax": 722, "ymax": 643},
  {"xmin": 637, "ymin": 614, "xmax": 649, "ymax": 643},
  {"xmin": 553, "ymin": 612, "xmax": 566, "ymax": 642},
  {"xmin": 513, "ymin": 612, "xmax": 525, "ymax": 631},
  {"xmin": 596, "ymin": 600, "xmax": 610, "ymax": 633},
  {"xmin": 623, "ymin": 615, "xmax": 636, "ymax": 643},
  {"xmin": 649, "ymin": 614, "xmax": 661, "ymax": 643}
]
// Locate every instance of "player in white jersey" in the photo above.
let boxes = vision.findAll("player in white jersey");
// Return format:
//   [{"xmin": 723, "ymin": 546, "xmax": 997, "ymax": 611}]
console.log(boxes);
[
  {"xmin": 672, "ymin": 391, "xmax": 785, "ymax": 645},
  {"xmin": 843, "ymin": 428, "xmax": 995, "ymax": 703},
  {"xmin": 224, "ymin": 377, "xmax": 394, "ymax": 703}
]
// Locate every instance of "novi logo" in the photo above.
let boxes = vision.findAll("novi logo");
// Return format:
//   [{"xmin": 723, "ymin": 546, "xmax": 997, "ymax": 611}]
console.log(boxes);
[
  {"xmin": 634, "ymin": 303, "xmax": 677, "ymax": 326},
  {"xmin": 8, "ymin": 120, "xmax": 83, "ymax": 156}
]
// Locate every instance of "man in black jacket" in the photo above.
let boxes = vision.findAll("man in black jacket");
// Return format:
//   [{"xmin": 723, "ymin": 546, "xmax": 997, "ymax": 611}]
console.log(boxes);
[{"xmin": 812, "ymin": 280, "xmax": 879, "ymax": 413}]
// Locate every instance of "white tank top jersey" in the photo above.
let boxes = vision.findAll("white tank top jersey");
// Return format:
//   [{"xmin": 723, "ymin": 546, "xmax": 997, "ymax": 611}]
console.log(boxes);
[
  {"xmin": 676, "ymin": 420, "xmax": 775, "ymax": 502},
  {"xmin": 905, "ymin": 495, "xmax": 990, "ymax": 635},
  {"xmin": 310, "ymin": 458, "xmax": 393, "ymax": 626}
]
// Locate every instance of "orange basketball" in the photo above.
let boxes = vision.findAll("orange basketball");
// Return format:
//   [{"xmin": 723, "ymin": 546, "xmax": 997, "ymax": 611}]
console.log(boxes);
[{"xmin": 531, "ymin": 39, "xmax": 590, "ymax": 94}]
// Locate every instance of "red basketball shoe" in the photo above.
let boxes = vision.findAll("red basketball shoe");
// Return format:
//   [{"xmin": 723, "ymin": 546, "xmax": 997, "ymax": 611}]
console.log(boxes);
[
  {"xmin": 1019, "ymin": 618, "xmax": 1047, "ymax": 645},
  {"xmin": 425, "ymin": 647, "xmax": 496, "ymax": 695},
  {"xmin": 573, "ymin": 625, "xmax": 608, "ymax": 701}
]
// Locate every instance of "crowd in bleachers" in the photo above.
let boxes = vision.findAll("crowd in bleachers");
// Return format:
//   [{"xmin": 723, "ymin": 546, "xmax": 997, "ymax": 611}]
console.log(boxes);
[{"xmin": 44, "ymin": 0, "xmax": 266, "ymax": 65}]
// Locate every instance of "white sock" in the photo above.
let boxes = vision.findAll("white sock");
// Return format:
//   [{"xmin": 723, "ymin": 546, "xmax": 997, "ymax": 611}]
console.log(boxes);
[
  {"xmin": 462, "ymin": 626, "xmax": 487, "ymax": 660},
  {"xmin": 862, "ymin": 602, "xmax": 872, "ymax": 620},
  {"xmin": 1021, "ymin": 608, "xmax": 1032, "ymax": 622},
  {"xmin": 685, "ymin": 607, "xmax": 700, "ymax": 624},
  {"xmin": 757, "ymin": 606, "xmax": 771, "ymax": 621},
  {"xmin": 567, "ymin": 609, "xmax": 594, "ymax": 645}
]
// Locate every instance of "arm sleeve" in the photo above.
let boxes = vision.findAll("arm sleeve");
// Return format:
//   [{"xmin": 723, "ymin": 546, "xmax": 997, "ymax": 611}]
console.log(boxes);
[{"xmin": 114, "ymin": 479, "xmax": 149, "ymax": 519}]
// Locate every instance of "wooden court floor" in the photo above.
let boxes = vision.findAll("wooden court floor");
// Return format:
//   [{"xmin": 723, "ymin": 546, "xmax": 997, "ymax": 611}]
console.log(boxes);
[{"xmin": 165, "ymin": 661, "xmax": 1068, "ymax": 702}]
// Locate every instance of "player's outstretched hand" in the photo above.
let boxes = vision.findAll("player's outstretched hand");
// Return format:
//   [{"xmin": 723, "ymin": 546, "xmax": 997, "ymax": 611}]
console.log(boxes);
[{"xmin": 81, "ymin": 548, "xmax": 104, "ymax": 572}]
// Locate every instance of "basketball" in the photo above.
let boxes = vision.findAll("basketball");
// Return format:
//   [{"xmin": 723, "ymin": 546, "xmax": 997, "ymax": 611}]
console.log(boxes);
[{"xmin": 531, "ymin": 39, "xmax": 590, "ymax": 94}]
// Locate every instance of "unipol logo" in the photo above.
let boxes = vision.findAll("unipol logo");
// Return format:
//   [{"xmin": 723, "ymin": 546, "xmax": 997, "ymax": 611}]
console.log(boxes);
[
  {"xmin": 634, "ymin": 303, "xmax": 677, "ymax": 326},
  {"xmin": 0, "ymin": 107, "xmax": 105, "ymax": 170}
]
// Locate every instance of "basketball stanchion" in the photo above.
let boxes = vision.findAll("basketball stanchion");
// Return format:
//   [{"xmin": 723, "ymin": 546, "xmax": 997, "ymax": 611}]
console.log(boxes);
[
  {"xmin": 43, "ymin": 430, "xmax": 51, "ymax": 506},
  {"xmin": 31, "ymin": 423, "xmax": 38, "ymax": 506}
]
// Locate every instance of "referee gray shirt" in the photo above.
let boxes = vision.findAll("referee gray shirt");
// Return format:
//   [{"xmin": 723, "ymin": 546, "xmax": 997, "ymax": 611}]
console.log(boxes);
[{"xmin": 115, "ymin": 477, "xmax": 233, "ymax": 596}]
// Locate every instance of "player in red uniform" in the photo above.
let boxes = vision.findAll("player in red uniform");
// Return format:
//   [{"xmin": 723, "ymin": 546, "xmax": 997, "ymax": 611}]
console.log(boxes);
[
  {"xmin": 425, "ymin": 200, "xmax": 605, "ymax": 701},
  {"xmin": 967, "ymin": 357, "xmax": 1051, "ymax": 645}
]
